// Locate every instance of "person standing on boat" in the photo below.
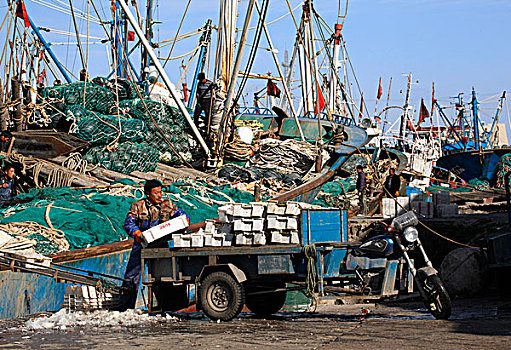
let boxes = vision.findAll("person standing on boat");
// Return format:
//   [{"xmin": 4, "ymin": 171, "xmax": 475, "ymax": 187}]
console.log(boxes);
[
  {"xmin": 356, "ymin": 165, "xmax": 367, "ymax": 215},
  {"xmin": 384, "ymin": 168, "xmax": 401, "ymax": 197},
  {"xmin": 0, "ymin": 164, "xmax": 15, "ymax": 206},
  {"xmin": 118, "ymin": 179, "xmax": 189, "ymax": 311},
  {"xmin": 193, "ymin": 72, "xmax": 216, "ymax": 139}
]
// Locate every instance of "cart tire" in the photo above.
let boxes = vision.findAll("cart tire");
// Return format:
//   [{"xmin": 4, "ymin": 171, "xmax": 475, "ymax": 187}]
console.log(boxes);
[
  {"xmin": 245, "ymin": 283, "xmax": 287, "ymax": 317},
  {"xmin": 200, "ymin": 271, "xmax": 245, "ymax": 321}
]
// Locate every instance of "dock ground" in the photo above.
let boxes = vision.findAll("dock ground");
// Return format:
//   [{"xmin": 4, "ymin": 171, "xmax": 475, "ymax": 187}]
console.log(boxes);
[{"xmin": 1, "ymin": 295, "xmax": 510, "ymax": 349}]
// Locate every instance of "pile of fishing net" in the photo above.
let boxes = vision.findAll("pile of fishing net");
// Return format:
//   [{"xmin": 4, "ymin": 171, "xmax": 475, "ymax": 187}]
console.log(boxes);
[
  {"xmin": 84, "ymin": 142, "xmax": 160, "ymax": 174},
  {"xmin": 67, "ymin": 105, "xmax": 147, "ymax": 145},
  {"xmin": 247, "ymin": 138, "xmax": 321, "ymax": 175},
  {"xmin": 0, "ymin": 179, "xmax": 255, "ymax": 254},
  {"xmin": 217, "ymin": 164, "xmax": 303, "ymax": 187},
  {"xmin": 495, "ymin": 153, "xmax": 511, "ymax": 188},
  {"xmin": 312, "ymin": 177, "xmax": 356, "ymax": 208},
  {"xmin": 37, "ymin": 78, "xmax": 192, "ymax": 174}
]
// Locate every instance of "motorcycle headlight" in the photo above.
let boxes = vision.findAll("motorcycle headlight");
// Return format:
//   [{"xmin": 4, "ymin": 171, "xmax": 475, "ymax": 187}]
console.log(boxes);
[{"xmin": 403, "ymin": 226, "xmax": 419, "ymax": 242}]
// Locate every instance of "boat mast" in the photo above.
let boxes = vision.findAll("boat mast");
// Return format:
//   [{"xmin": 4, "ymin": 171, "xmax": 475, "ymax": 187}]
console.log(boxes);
[
  {"xmin": 329, "ymin": 23, "xmax": 342, "ymax": 113},
  {"xmin": 399, "ymin": 73, "xmax": 413, "ymax": 148},
  {"xmin": 187, "ymin": 19, "xmax": 213, "ymax": 109},
  {"xmin": 141, "ymin": 0, "xmax": 153, "ymax": 81},
  {"xmin": 471, "ymin": 87, "xmax": 480, "ymax": 150}
]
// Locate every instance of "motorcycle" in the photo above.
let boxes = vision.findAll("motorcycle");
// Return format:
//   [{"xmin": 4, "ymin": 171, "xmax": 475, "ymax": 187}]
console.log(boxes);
[{"xmin": 344, "ymin": 211, "xmax": 452, "ymax": 319}]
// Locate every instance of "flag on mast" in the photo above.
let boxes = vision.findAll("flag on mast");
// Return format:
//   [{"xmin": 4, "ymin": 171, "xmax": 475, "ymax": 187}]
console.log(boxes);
[
  {"xmin": 358, "ymin": 94, "xmax": 364, "ymax": 120},
  {"xmin": 376, "ymin": 76, "xmax": 383, "ymax": 100},
  {"xmin": 16, "ymin": 0, "xmax": 30, "ymax": 28},
  {"xmin": 418, "ymin": 98, "xmax": 430, "ymax": 126}
]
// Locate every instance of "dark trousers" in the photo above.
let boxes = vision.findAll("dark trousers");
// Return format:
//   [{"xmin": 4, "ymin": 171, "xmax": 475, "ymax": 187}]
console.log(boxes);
[
  {"xmin": 193, "ymin": 99, "xmax": 213, "ymax": 136},
  {"xmin": 117, "ymin": 241, "xmax": 142, "ymax": 311},
  {"xmin": 358, "ymin": 191, "xmax": 367, "ymax": 215}
]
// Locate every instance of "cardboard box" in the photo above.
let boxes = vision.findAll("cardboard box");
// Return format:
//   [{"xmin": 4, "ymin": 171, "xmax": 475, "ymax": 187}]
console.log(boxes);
[
  {"xmin": 382, "ymin": 198, "xmax": 396, "ymax": 218},
  {"xmin": 412, "ymin": 201, "xmax": 434, "ymax": 218},
  {"xmin": 436, "ymin": 204, "xmax": 459, "ymax": 218}
]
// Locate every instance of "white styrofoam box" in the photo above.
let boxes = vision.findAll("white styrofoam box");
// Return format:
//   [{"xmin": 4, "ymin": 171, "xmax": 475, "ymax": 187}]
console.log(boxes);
[
  {"xmin": 233, "ymin": 203, "xmax": 252, "ymax": 217},
  {"xmin": 233, "ymin": 219, "xmax": 252, "ymax": 232},
  {"xmin": 285, "ymin": 202, "xmax": 301, "ymax": 216},
  {"xmin": 141, "ymin": 215, "xmax": 189, "ymax": 247},
  {"xmin": 382, "ymin": 198, "xmax": 396, "ymax": 218},
  {"xmin": 290, "ymin": 231, "xmax": 300, "ymax": 244},
  {"xmin": 212, "ymin": 234, "xmax": 223, "ymax": 247},
  {"xmin": 286, "ymin": 217, "xmax": 298, "ymax": 230},
  {"xmin": 191, "ymin": 234, "xmax": 204, "ymax": 247},
  {"xmin": 218, "ymin": 205, "xmax": 234, "ymax": 223},
  {"xmin": 253, "ymin": 233, "xmax": 266, "ymax": 245},
  {"xmin": 267, "ymin": 215, "xmax": 287, "ymax": 230},
  {"xmin": 204, "ymin": 220, "xmax": 217, "ymax": 234},
  {"xmin": 436, "ymin": 204, "xmax": 459, "ymax": 218},
  {"xmin": 267, "ymin": 202, "xmax": 286, "ymax": 215},
  {"xmin": 220, "ymin": 223, "xmax": 233, "ymax": 234},
  {"xmin": 270, "ymin": 231, "xmax": 291, "ymax": 244},
  {"xmin": 222, "ymin": 234, "xmax": 234, "ymax": 246},
  {"xmin": 250, "ymin": 202, "xmax": 266, "ymax": 217},
  {"xmin": 433, "ymin": 192, "xmax": 450, "ymax": 206},
  {"xmin": 396, "ymin": 196, "xmax": 410, "ymax": 215},
  {"xmin": 204, "ymin": 234, "xmax": 213, "ymax": 246},
  {"xmin": 173, "ymin": 233, "xmax": 191, "ymax": 248},
  {"xmin": 235, "ymin": 233, "xmax": 254, "ymax": 246},
  {"xmin": 251, "ymin": 218, "xmax": 265, "ymax": 232},
  {"xmin": 412, "ymin": 201, "xmax": 434, "ymax": 218}
]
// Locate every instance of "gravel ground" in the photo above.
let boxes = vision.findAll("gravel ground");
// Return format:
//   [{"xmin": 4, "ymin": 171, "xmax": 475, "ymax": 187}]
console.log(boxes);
[{"xmin": 0, "ymin": 295, "xmax": 510, "ymax": 349}]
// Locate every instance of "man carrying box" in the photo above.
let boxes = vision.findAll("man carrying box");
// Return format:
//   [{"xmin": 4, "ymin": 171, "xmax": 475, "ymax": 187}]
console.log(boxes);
[{"xmin": 117, "ymin": 179, "xmax": 189, "ymax": 311}]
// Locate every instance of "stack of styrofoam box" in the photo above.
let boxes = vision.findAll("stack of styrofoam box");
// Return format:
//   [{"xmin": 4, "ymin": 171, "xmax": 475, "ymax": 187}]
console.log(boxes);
[
  {"xmin": 436, "ymin": 204, "xmax": 459, "ymax": 218},
  {"xmin": 64, "ymin": 285, "xmax": 117, "ymax": 311},
  {"xmin": 266, "ymin": 201, "xmax": 301, "ymax": 244},
  {"xmin": 230, "ymin": 202, "xmax": 267, "ymax": 246}
]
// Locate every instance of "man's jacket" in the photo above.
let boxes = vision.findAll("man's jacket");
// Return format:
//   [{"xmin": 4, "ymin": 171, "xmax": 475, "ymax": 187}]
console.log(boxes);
[{"xmin": 124, "ymin": 198, "xmax": 187, "ymax": 238}]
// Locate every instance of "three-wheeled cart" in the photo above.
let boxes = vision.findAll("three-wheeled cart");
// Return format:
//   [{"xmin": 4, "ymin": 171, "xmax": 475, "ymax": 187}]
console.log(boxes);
[{"xmin": 141, "ymin": 209, "xmax": 412, "ymax": 321}]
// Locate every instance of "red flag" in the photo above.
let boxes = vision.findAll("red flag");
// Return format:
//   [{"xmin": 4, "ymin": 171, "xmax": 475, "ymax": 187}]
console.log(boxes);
[
  {"xmin": 127, "ymin": 31, "xmax": 135, "ymax": 41},
  {"xmin": 376, "ymin": 76, "xmax": 382, "ymax": 100},
  {"xmin": 358, "ymin": 94, "xmax": 364, "ymax": 119},
  {"xmin": 315, "ymin": 83, "xmax": 325, "ymax": 113},
  {"xmin": 266, "ymin": 79, "xmax": 281, "ymax": 98},
  {"xmin": 418, "ymin": 98, "xmax": 430, "ymax": 126},
  {"xmin": 16, "ymin": 0, "xmax": 30, "ymax": 28},
  {"xmin": 431, "ymin": 82, "xmax": 435, "ymax": 115}
]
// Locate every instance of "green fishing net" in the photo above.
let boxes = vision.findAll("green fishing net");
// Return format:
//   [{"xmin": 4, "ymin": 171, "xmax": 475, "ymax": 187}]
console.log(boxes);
[
  {"xmin": 41, "ymin": 81, "xmax": 117, "ymax": 115},
  {"xmin": 67, "ymin": 105, "xmax": 147, "ymax": 145},
  {"xmin": 0, "ymin": 181, "xmax": 255, "ymax": 254},
  {"xmin": 84, "ymin": 142, "xmax": 160, "ymax": 174},
  {"xmin": 39, "ymin": 79, "xmax": 192, "ymax": 174},
  {"xmin": 312, "ymin": 178, "xmax": 356, "ymax": 208},
  {"xmin": 495, "ymin": 153, "xmax": 511, "ymax": 188}
]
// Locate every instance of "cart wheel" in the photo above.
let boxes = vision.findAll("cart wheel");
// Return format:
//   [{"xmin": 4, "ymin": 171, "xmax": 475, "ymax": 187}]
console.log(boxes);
[
  {"xmin": 200, "ymin": 271, "xmax": 245, "ymax": 321},
  {"xmin": 245, "ymin": 283, "xmax": 287, "ymax": 317}
]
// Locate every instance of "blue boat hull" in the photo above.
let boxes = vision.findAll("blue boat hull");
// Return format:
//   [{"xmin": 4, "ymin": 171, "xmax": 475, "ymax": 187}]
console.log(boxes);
[
  {"xmin": 436, "ymin": 149, "xmax": 511, "ymax": 183},
  {"xmin": 0, "ymin": 242, "xmax": 133, "ymax": 319}
]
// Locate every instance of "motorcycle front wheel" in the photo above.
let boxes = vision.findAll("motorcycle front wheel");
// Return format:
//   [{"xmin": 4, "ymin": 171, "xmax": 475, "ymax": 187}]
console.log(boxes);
[{"xmin": 418, "ymin": 274, "xmax": 452, "ymax": 320}]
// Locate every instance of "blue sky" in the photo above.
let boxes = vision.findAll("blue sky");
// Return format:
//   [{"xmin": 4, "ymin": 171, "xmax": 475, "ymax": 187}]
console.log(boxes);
[{"xmin": 4, "ymin": 0, "xmax": 511, "ymax": 135}]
